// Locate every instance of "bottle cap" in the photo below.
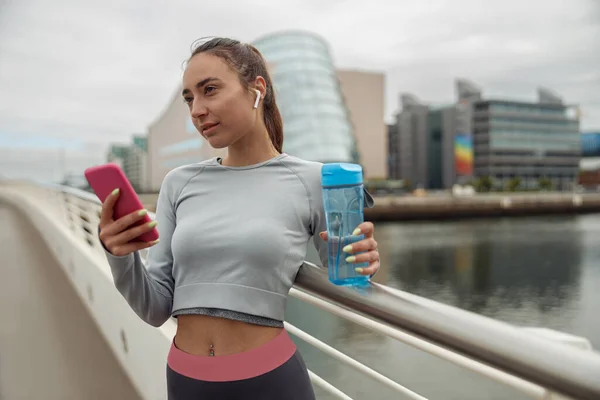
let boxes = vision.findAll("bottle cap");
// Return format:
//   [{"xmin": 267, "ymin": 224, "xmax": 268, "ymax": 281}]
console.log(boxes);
[{"xmin": 321, "ymin": 163, "xmax": 363, "ymax": 187}]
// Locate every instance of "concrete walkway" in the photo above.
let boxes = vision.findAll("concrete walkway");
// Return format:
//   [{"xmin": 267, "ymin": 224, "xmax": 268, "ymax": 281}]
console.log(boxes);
[{"xmin": 0, "ymin": 203, "xmax": 141, "ymax": 400}]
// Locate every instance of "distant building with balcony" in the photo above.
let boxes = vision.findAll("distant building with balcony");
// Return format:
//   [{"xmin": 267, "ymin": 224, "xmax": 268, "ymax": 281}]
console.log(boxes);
[
  {"xmin": 390, "ymin": 80, "xmax": 581, "ymax": 190},
  {"xmin": 473, "ymin": 88, "xmax": 580, "ymax": 191}
]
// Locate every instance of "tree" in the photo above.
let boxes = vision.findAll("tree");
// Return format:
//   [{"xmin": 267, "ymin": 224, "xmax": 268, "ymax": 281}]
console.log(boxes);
[
  {"xmin": 538, "ymin": 177, "xmax": 553, "ymax": 191},
  {"xmin": 506, "ymin": 177, "xmax": 521, "ymax": 192},
  {"xmin": 472, "ymin": 176, "xmax": 493, "ymax": 192}
]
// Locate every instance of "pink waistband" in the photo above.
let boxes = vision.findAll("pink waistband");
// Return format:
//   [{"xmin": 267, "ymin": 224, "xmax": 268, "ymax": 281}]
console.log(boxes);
[{"xmin": 167, "ymin": 329, "xmax": 297, "ymax": 382}]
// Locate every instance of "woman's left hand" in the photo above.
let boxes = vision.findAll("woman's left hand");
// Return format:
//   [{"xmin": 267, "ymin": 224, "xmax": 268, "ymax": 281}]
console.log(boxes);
[{"xmin": 319, "ymin": 221, "xmax": 380, "ymax": 277}]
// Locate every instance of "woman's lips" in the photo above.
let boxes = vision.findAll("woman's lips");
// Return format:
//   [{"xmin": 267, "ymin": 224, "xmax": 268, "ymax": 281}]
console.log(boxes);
[{"xmin": 202, "ymin": 123, "xmax": 219, "ymax": 137}]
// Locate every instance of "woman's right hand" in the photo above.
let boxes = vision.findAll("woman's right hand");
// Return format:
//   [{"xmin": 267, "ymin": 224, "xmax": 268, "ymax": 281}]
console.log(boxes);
[{"xmin": 98, "ymin": 189, "xmax": 160, "ymax": 257}]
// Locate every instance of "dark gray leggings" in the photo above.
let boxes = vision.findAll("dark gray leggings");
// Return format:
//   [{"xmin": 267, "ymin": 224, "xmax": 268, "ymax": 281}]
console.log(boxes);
[{"xmin": 166, "ymin": 350, "xmax": 316, "ymax": 400}]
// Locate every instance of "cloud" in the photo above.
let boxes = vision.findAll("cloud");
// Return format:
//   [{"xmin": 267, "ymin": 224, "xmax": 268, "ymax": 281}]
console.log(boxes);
[
  {"xmin": 0, "ymin": 0, "xmax": 599, "ymax": 181},
  {"xmin": 380, "ymin": 0, "xmax": 599, "ymax": 114}
]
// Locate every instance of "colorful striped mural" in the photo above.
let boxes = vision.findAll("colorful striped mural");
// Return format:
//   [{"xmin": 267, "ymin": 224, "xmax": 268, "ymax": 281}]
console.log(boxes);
[{"xmin": 454, "ymin": 134, "xmax": 473, "ymax": 176}]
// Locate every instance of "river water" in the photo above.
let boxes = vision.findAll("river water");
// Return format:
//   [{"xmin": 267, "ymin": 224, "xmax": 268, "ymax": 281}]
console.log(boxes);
[{"xmin": 286, "ymin": 214, "xmax": 600, "ymax": 400}]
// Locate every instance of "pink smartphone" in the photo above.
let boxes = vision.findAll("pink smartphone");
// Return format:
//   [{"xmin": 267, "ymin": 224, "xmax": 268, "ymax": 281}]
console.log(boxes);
[{"xmin": 84, "ymin": 163, "xmax": 159, "ymax": 242}]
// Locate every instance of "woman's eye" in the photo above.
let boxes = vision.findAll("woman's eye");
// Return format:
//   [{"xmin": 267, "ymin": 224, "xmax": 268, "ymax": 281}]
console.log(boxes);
[
  {"xmin": 183, "ymin": 97, "xmax": 193, "ymax": 104},
  {"xmin": 205, "ymin": 86, "xmax": 216, "ymax": 95}
]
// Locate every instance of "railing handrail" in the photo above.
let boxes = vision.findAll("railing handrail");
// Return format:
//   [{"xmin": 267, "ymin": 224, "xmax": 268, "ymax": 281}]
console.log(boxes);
[
  {"xmin": 295, "ymin": 263, "xmax": 600, "ymax": 400},
  {"xmin": 8, "ymin": 180, "xmax": 600, "ymax": 399},
  {"xmin": 38, "ymin": 181, "xmax": 102, "ymax": 204}
]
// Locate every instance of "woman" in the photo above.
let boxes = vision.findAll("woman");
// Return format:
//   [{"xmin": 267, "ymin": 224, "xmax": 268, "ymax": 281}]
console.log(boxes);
[{"xmin": 98, "ymin": 37, "xmax": 380, "ymax": 400}]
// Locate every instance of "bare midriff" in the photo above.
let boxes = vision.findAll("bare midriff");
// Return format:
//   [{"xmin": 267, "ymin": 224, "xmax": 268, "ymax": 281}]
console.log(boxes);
[{"xmin": 174, "ymin": 314, "xmax": 283, "ymax": 356}]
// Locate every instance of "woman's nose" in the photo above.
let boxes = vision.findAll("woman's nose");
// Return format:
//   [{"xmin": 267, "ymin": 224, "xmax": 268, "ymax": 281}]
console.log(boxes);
[{"xmin": 191, "ymin": 100, "xmax": 208, "ymax": 118}]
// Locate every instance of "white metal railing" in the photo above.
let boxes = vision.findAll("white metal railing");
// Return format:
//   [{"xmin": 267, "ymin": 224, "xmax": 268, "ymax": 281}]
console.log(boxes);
[{"xmin": 1, "ymin": 180, "xmax": 599, "ymax": 400}]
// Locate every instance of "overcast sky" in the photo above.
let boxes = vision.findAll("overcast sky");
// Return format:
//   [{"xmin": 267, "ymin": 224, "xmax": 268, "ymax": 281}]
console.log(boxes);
[{"xmin": 1, "ymin": 0, "xmax": 599, "ymax": 182}]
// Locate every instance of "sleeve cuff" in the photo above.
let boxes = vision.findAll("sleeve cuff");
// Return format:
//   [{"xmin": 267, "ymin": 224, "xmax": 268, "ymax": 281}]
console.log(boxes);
[{"xmin": 98, "ymin": 225, "xmax": 132, "ymax": 261}]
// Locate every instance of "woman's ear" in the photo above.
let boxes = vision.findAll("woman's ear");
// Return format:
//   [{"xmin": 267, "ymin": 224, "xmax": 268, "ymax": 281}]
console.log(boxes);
[{"xmin": 253, "ymin": 76, "xmax": 267, "ymax": 99}]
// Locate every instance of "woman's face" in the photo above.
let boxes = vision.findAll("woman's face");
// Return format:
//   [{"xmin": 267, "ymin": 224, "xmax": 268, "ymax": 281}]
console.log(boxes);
[{"xmin": 182, "ymin": 53, "xmax": 258, "ymax": 149}]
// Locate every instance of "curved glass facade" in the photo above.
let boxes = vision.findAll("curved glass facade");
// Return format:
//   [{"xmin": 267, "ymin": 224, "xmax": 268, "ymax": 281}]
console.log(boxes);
[{"xmin": 253, "ymin": 31, "xmax": 355, "ymax": 163}]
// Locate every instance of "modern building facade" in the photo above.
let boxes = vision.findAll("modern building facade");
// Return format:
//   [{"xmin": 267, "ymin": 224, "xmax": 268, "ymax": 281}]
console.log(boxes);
[
  {"xmin": 253, "ymin": 31, "xmax": 356, "ymax": 164},
  {"xmin": 390, "ymin": 92, "xmax": 470, "ymax": 189},
  {"xmin": 391, "ymin": 79, "xmax": 581, "ymax": 190},
  {"xmin": 427, "ymin": 105, "xmax": 465, "ymax": 189},
  {"xmin": 336, "ymin": 69, "xmax": 387, "ymax": 179},
  {"xmin": 579, "ymin": 132, "xmax": 600, "ymax": 187},
  {"xmin": 393, "ymin": 94, "xmax": 429, "ymax": 188},
  {"xmin": 124, "ymin": 135, "xmax": 150, "ymax": 193},
  {"xmin": 107, "ymin": 136, "xmax": 151, "ymax": 192},
  {"xmin": 106, "ymin": 144, "xmax": 129, "ymax": 169},
  {"xmin": 146, "ymin": 31, "xmax": 387, "ymax": 190},
  {"xmin": 473, "ymin": 89, "xmax": 580, "ymax": 190},
  {"xmin": 581, "ymin": 132, "xmax": 600, "ymax": 157},
  {"xmin": 387, "ymin": 123, "xmax": 399, "ymax": 179}
]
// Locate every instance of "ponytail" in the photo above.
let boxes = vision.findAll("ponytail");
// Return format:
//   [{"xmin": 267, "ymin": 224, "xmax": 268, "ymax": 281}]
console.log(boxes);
[{"xmin": 262, "ymin": 78, "xmax": 284, "ymax": 153}]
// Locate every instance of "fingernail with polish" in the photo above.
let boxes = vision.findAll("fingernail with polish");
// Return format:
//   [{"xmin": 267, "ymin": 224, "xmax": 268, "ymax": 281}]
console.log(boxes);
[
  {"xmin": 352, "ymin": 228, "xmax": 361, "ymax": 236},
  {"xmin": 355, "ymin": 268, "xmax": 364, "ymax": 274},
  {"xmin": 342, "ymin": 245, "xmax": 353, "ymax": 253},
  {"xmin": 112, "ymin": 188, "xmax": 120, "ymax": 196},
  {"xmin": 138, "ymin": 209, "xmax": 147, "ymax": 216},
  {"xmin": 148, "ymin": 221, "xmax": 158, "ymax": 228},
  {"xmin": 346, "ymin": 256, "xmax": 356, "ymax": 263}
]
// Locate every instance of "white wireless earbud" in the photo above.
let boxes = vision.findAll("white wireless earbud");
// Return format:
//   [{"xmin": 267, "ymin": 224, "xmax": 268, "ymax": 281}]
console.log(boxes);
[{"xmin": 253, "ymin": 89, "xmax": 261, "ymax": 109}]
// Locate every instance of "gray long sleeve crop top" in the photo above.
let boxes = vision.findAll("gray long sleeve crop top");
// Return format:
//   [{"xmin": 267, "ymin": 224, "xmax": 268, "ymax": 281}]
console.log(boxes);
[{"xmin": 102, "ymin": 153, "xmax": 374, "ymax": 328}]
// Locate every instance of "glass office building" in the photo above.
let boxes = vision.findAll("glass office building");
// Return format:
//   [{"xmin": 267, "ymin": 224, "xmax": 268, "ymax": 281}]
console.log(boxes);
[
  {"xmin": 581, "ymin": 132, "xmax": 600, "ymax": 157},
  {"xmin": 473, "ymin": 99, "xmax": 581, "ymax": 190},
  {"xmin": 253, "ymin": 31, "xmax": 355, "ymax": 163}
]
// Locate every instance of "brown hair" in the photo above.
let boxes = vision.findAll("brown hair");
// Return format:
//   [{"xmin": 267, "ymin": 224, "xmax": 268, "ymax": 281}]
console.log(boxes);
[{"xmin": 189, "ymin": 37, "xmax": 284, "ymax": 153}]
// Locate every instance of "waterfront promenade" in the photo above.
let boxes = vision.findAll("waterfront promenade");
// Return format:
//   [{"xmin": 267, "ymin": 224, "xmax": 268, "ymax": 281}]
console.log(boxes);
[
  {"xmin": 366, "ymin": 192, "xmax": 600, "ymax": 221},
  {"xmin": 139, "ymin": 192, "xmax": 600, "ymax": 222}
]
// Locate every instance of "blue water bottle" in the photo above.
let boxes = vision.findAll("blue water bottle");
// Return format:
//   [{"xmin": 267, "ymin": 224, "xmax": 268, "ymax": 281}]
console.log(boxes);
[{"xmin": 321, "ymin": 163, "xmax": 370, "ymax": 287}]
